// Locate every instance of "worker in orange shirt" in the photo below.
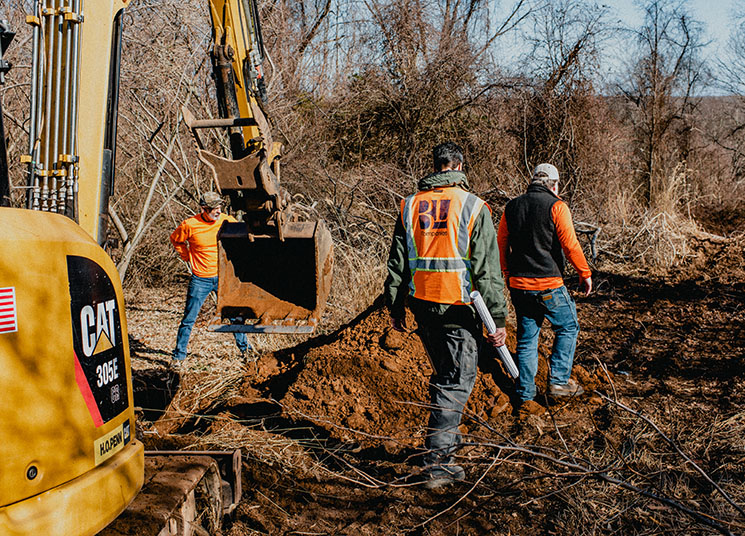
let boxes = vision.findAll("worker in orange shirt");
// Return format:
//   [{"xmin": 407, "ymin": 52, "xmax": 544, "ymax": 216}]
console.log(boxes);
[
  {"xmin": 170, "ymin": 192, "xmax": 249, "ymax": 369},
  {"xmin": 497, "ymin": 164, "xmax": 592, "ymax": 405}
]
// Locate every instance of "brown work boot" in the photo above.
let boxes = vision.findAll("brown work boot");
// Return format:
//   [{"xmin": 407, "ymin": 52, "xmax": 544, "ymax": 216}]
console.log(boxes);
[{"xmin": 549, "ymin": 378, "xmax": 584, "ymax": 398}]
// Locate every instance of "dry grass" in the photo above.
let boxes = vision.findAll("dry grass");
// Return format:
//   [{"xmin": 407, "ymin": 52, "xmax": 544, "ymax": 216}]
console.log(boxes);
[
  {"xmin": 191, "ymin": 421, "xmax": 320, "ymax": 478},
  {"xmin": 627, "ymin": 211, "xmax": 699, "ymax": 271},
  {"xmin": 594, "ymin": 164, "xmax": 704, "ymax": 275}
]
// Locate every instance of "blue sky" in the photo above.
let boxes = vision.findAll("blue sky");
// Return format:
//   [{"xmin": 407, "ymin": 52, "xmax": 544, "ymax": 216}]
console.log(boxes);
[
  {"xmin": 610, "ymin": 0, "xmax": 736, "ymax": 60},
  {"xmin": 492, "ymin": 0, "xmax": 739, "ymax": 93}
]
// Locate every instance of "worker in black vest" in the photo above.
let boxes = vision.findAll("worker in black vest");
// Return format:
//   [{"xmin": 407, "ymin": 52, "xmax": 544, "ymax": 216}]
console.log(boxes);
[{"xmin": 497, "ymin": 164, "xmax": 592, "ymax": 406}]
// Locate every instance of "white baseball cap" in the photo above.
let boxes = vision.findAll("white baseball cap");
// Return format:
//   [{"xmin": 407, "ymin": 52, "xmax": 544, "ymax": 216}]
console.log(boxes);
[{"xmin": 532, "ymin": 163, "xmax": 559, "ymax": 181}]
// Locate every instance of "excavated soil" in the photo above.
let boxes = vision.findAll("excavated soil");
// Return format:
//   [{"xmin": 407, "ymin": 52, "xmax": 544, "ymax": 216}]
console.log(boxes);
[{"xmin": 125, "ymin": 235, "xmax": 745, "ymax": 535}]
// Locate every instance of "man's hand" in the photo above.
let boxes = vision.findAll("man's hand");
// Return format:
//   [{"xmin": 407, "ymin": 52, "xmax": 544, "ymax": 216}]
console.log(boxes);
[
  {"xmin": 580, "ymin": 276, "xmax": 592, "ymax": 297},
  {"xmin": 486, "ymin": 327, "xmax": 507, "ymax": 347},
  {"xmin": 390, "ymin": 316, "xmax": 407, "ymax": 332}
]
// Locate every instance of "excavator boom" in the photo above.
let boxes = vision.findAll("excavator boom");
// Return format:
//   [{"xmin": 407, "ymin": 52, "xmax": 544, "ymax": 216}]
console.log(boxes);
[{"xmin": 187, "ymin": 0, "xmax": 334, "ymax": 333}]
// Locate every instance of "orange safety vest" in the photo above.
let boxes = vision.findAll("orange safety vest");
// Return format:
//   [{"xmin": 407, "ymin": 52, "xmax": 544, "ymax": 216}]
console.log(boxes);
[{"xmin": 401, "ymin": 187, "xmax": 487, "ymax": 305}]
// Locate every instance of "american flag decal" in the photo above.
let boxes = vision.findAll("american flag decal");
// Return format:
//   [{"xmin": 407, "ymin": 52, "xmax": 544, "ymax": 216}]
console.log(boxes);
[{"xmin": 0, "ymin": 287, "xmax": 18, "ymax": 334}]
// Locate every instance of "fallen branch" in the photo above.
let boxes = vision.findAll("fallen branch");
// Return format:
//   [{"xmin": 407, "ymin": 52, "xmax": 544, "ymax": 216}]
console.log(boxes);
[
  {"xmin": 478, "ymin": 442, "xmax": 738, "ymax": 536},
  {"xmin": 595, "ymin": 391, "xmax": 745, "ymax": 520}
]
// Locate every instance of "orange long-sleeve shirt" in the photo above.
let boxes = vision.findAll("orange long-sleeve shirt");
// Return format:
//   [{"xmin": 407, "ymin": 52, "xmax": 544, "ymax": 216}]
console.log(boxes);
[
  {"xmin": 497, "ymin": 200, "xmax": 591, "ymax": 291},
  {"xmin": 170, "ymin": 213, "xmax": 237, "ymax": 278}
]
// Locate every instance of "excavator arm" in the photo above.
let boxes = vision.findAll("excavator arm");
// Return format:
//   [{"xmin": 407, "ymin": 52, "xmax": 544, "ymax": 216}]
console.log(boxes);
[
  {"xmin": 207, "ymin": 0, "xmax": 269, "ymax": 158},
  {"xmin": 185, "ymin": 0, "xmax": 334, "ymax": 334}
]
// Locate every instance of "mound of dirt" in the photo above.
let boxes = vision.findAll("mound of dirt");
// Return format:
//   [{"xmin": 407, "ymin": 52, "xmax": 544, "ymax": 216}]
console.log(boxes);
[{"xmin": 245, "ymin": 300, "xmax": 603, "ymax": 448}]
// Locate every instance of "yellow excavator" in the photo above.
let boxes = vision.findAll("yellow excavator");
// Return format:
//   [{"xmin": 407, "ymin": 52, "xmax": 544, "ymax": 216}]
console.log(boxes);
[{"xmin": 0, "ymin": 0, "xmax": 331, "ymax": 534}]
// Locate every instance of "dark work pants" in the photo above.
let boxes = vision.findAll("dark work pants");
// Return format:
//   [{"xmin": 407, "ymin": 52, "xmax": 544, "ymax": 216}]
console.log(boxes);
[{"xmin": 416, "ymin": 316, "xmax": 481, "ymax": 468}]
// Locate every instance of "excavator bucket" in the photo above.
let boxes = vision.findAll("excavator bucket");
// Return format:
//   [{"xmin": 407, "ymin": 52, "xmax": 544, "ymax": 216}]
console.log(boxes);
[
  {"xmin": 210, "ymin": 220, "xmax": 333, "ymax": 333},
  {"xmin": 182, "ymin": 104, "xmax": 333, "ymax": 334}
]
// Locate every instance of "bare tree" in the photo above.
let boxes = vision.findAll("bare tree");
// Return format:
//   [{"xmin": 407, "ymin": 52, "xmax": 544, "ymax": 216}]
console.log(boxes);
[
  {"xmin": 260, "ymin": 0, "xmax": 340, "ymax": 97},
  {"xmin": 516, "ymin": 0, "xmax": 613, "ymax": 206},
  {"xmin": 110, "ymin": 0, "xmax": 218, "ymax": 284},
  {"xmin": 713, "ymin": 8, "xmax": 745, "ymax": 187},
  {"xmin": 617, "ymin": 0, "xmax": 708, "ymax": 209},
  {"xmin": 316, "ymin": 0, "xmax": 531, "ymax": 175}
]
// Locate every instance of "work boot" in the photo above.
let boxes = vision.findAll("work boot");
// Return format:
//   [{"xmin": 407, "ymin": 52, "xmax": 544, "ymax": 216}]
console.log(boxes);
[
  {"xmin": 170, "ymin": 359, "xmax": 184, "ymax": 372},
  {"xmin": 549, "ymin": 378, "xmax": 584, "ymax": 398},
  {"xmin": 422, "ymin": 465, "xmax": 466, "ymax": 490}
]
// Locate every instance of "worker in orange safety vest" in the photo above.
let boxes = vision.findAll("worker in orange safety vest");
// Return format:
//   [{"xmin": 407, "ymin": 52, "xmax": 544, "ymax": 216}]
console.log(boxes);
[{"xmin": 384, "ymin": 142, "xmax": 508, "ymax": 489}]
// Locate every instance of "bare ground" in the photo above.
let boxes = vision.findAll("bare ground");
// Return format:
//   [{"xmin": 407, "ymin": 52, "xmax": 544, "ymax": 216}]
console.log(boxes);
[{"xmin": 126, "ymin": 235, "xmax": 745, "ymax": 535}]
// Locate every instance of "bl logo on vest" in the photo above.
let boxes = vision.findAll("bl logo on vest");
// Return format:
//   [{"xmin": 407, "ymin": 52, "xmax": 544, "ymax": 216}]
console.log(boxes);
[{"xmin": 418, "ymin": 199, "xmax": 451, "ymax": 230}]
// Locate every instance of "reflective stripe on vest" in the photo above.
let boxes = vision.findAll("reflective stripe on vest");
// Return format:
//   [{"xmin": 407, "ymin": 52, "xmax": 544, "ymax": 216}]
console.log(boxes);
[{"xmin": 401, "ymin": 187, "xmax": 485, "ymax": 304}]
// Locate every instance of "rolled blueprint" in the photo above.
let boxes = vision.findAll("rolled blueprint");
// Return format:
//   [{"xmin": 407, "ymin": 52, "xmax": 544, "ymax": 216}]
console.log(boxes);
[{"xmin": 470, "ymin": 290, "xmax": 519, "ymax": 379}]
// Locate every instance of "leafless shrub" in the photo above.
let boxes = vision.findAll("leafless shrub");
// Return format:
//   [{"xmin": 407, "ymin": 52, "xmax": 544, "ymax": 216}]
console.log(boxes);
[
  {"xmin": 110, "ymin": 1, "xmax": 219, "ymax": 285},
  {"xmin": 316, "ymin": 164, "xmax": 403, "ymax": 327},
  {"xmin": 595, "ymin": 164, "xmax": 700, "ymax": 273},
  {"xmin": 1, "ymin": 1, "xmax": 34, "ymax": 206}
]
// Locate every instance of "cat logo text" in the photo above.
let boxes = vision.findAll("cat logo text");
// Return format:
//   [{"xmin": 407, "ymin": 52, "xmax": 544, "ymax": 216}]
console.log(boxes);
[{"xmin": 80, "ymin": 299, "xmax": 117, "ymax": 358}]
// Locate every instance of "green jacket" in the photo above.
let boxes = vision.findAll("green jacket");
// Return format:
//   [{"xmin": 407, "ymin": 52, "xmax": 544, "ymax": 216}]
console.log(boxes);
[{"xmin": 384, "ymin": 170, "xmax": 507, "ymax": 328}]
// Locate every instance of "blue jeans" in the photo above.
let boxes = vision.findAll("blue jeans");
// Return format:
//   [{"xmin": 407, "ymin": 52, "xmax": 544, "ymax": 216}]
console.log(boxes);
[
  {"xmin": 511, "ymin": 285, "xmax": 579, "ymax": 402},
  {"xmin": 173, "ymin": 275, "xmax": 248, "ymax": 361},
  {"xmin": 416, "ymin": 316, "xmax": 480, "ymax": 468}
]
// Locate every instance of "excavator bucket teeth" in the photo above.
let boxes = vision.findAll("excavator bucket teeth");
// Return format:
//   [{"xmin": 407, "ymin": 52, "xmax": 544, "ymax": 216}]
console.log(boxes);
[{"xmin": 210, "ymin": 220, "xmax": 333, "ymax": 333}]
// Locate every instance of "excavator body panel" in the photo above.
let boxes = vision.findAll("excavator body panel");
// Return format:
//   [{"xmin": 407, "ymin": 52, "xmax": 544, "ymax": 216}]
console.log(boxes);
[{"xmin": 0, "ymin": 209, "xmax": 144, "ymax": 536}]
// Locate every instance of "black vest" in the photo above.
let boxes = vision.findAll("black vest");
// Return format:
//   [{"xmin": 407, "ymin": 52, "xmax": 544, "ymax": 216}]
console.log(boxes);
[{"xmin": 504, "ymin": 183, "xmax": 565, "ymax": 278}]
